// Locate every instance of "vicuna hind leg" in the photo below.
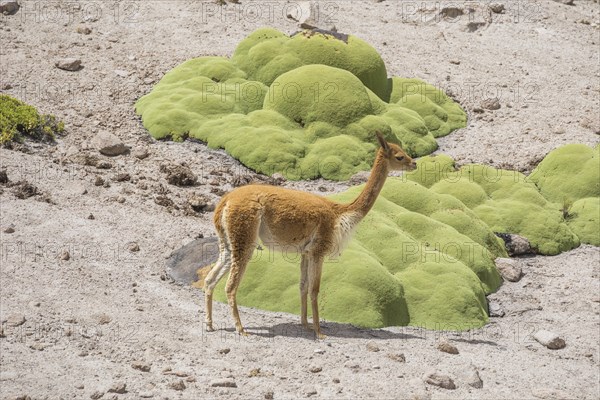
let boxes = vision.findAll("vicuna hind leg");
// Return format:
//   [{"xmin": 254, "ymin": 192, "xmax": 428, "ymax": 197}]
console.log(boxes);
[
  {"xmin": 224, "ymin": 214, "xmax": 261, "ymax": 335},
  {"xmin": 203, "ymin": 236, "xmax": 232, "ymax": 331}
]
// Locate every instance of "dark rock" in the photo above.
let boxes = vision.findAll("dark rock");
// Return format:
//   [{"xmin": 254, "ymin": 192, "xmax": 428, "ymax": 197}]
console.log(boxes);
[{"xmin": 166, "ymin": 237, "xmax": 219, "ymax": 285}]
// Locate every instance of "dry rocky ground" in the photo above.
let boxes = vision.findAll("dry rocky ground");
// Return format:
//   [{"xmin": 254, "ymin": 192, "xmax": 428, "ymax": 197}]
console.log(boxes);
[{"xmin": 0, "ymin": 1, "xmax": 599, "ymax": 399}]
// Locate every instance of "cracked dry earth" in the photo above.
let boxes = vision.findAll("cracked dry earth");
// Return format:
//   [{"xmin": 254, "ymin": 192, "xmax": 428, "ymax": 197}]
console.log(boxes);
[{"xmin": 0, "ymin": 0, "xmax": 599, "ymax": 399}]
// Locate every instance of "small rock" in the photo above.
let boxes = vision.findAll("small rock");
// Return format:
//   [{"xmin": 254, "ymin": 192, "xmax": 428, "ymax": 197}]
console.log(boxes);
[
  {"xmin": 495, "ymin": 258, "xmax": 522, "ymax": 282},
  {"xmin": 314, "ymin": 349, "xmax": 325, "ymax": 355},
  {"xmin": 440, "ymin": 6, "xmax": 464, "ymax": 19},
  {"xmin": 0, "ymin": 1, "xmax": 20, "ymax": 15},
  {"xmin": 169, "ymin": 380, "xmax": 186, "ymax": 391},
  {"xmin": 75, "ymin": 384, "xmax": 85, "ymax": 389},
  {"xmin": 90, "ymin": 391, "xmax": 104, "ymax": 400},
  {"xmin": 481, "ymin": 98, "xmax": 501, "ymax": 110},
  {"xmin": 131, "ymin": 361, "xmax": 151, "ymax": 372},
  {"xmin": 128, "ymin": 242, "xmax": 140, "ymax": 252},
  {"xmin": 489, "ymin": 3, "xmax": 505, "ymax": 13},
  {"xmin": 264, "ymin": 391, "xmax": 274, "ymax": 400},
  {"xmin": 270, "ymin": 173, "xmax": 286, "ymax": 185},
  {"xmin": 88, "ymin": 214, "xmax": 95, "ymax": 220},
  {"xmin": 495, "ymin": 233, "xmax": 532, "ymax": 256},
  {"xmin": 387, "ymin": 353, "xmax": 406, "ymax": 362},
  {"xmin": 332, "ymin": 378, "xmax": 340, "ymax": 384},
  {"xmin": 210, "ymin": 379, "xmax": 237, "ymax": 388},
  {"xmin": 3, "ymin": 225, "xmax": 15, "ymax": 233},
  {"xmin": 107, "ymin": 382, "xmax": 126, "ymax": 394},
  {"xmin": 0, "ymin": 170, "xmax": 8, "ymax": 184},
  {"xmin": 160, "ymin": 164, "xmax": 197, "ymax": 186},
  {"xmin": 533, "ymin": 330, "xmax": 566, "ymax": 350},
  {"xmin": 187, "ymin": 193, "xmax": 212, "ymax": 212},
  {"xmin": 309, "ymin": 366, "xmax": 322, "ymax": 373},
  {"xmin": 60, "ymin": 250, "xmax": 70, "ymax": 261},
  {"xmin": 112, "ymin": 173, "xmax": 131, "ymax": 182},
  {"xmin": 77, "ymin": 26, "xmax": 92, "ymax": 34},
  {"xmin": 551, "ymin": 0, "xmax": 574, "ymax": 5},
  {"xmin": 96, "ymin": 161, "xmax": 113, "ymax": 170},
  {"xmin": 466, "ymin": 367, "xmax": 483, "ymax": 389},
  {"xmin": 424, "ymin": 372, "xmax": 456, "ymax": 390},
  {"xmin": 91, "ymin": 131, "xmax": 127, "ymax": 156},
  {"xmin": 6, "ymin": 313, "xmax": 26, "ymax": 327},
  {"xmin": 139, "ymin": 391, "xmax": 154, "ymax": 398},
  {"xmin": 488, "ymin": 301, "xmax": 505, "ymax": 317},
  {"xmin": 366, "ymin": 342, "xmax": 380, "ymax": 352},
  {"xmin": 449, "ymin": 60, "xmax": 461, "ymax": 65},
  {"xmin": 437, "ymin": 337, "xmax": 459, "ymax": 354},
  {"xmin": 218, "ymin": 348, "xmax": 231, "ymax": 355},
  {"xmin": 94, "ymin": 176, "xmax": 105, "ymax": 186},
  {"xmin": 95, "ymin": 313, "xmax": 112, "ymax": 325},
  {"xmin": 55, "ymin": 58, "xmax": 82, "ymax": 71},
  {"xmin": 154, "ymin": 195, "xmax": 174, "ymax": 208},
  {"xmin": 133, "ymin": 147, "xmax": 150, "ymax": 160}
]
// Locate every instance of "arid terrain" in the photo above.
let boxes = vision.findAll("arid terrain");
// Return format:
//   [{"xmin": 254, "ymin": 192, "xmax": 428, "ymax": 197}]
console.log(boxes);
[{"xmin": 1, "ymin": 1, "xmax": 599, "ymax": 399}]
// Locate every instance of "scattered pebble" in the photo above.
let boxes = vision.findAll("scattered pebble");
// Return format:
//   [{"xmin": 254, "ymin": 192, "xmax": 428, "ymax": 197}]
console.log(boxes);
[
  {"xmin": 481, "ymin": 98, "xmax": 501, "ymax": 110},
  {"xmin": 495, "ymin": 258, "xmax": 523, "ymax": 282},
  {"xmin": 533, "ymin": 330, "xmax": 566, "ymax": 350},
  {"xmin": 95, "ymin": 313, "xmax": 112, "ymax": 325},
  {"xmin": 169, "ymin": 380, "xmax": 186, "ymax": 391},
  {"xmin": 264, "ymin": 391, "xmax": 274, "ymax": 400},
  {"xmin": 91, "ymin": 131, "xmax": 128, "ymax": 156},
  {"xmin": 309, "ymin": 366, "xmax": 322, "ymax": 373},
  {"xmin": 466, "ymin": 367, "xmax": 483, "ymax": 389},
  {"xmin": 55, "ymin": 58, "xmax": 82, "ymax": 71},
  {"xmin": 77, "ymin": 26, "xmax": 92, "ymax": 34},
  {"xmin": 133, "ymin": 147, "xmax": 150, "ymax": 160},
  {"xmin": 425, "ymin": 372, "xmax": 456, "ymax": 390},
  {"xmin": 131, "ymin": 361, "xmax": 151, "ymax": 372},
  {"xmin": 366, "ymin": 342, "xmax": 380, "ymax": 352},
  {"xmin": 437, "ymin": 337, "xmax": 459, "ymax": 354},
  {"xmin": 75, "ymin": 384, "xmax": 84, "ymax": 390},
  {"xmin": 210, "ymin": 379, "xmax": 237, "ymax": 388},
  {"xmin": 88, "ymin": 214, "xmax": 95, "ymax": 220},
  {"xmin": 3, "ymin": 225, "xmax": 15, "ymax": 233},
  {"xmin": 160, "ymin": 164, "xmax": 197, "ymax": 186},
  {"xmin": 139, "ymin": 391, "xmax": 154, "ymax": 398},
  {"xmin": 94, "ymin": 176, "xmax": 105, "ymax": 186},
  {"xmin": 495, "ymin": 233, "xmax": 532, "ymax": 256},
  {"xmin": 112, "ymin": 173, "xmax": 131, "ymax": 182},
  {"xmin": 0, "ymin": 0, "xmax": 20, "ymax": 14},
  {"xmin": 60, "ymin": 250, "xmax": 70, "ymax": 261},
  {"xmin": 0, "ymin": 170, "xmax": 8, "ymax": 184},
  {"xmin": 387, "ymin": 353, "xmax": 406, "ymax": 362},
  {"xmin": 90, "ymin": 390, "xmax": 104, "ymax": 399},
  {"xmin": 107, "ymin": 382, "xmax": 126, "ymax": 394},
  {"xmin": 314, "ymin": 349, "xmax": 325, "ymax": 354},
  {"xmin": 6, "ymin": 313, "xmax": 26, "ymax": 327},
  {"xmin": 218, "ymin": 348, "xmax": 231, "ymax": 355},
  {"xmin": 488, "ymin": 301, "xmax": 505, "ymax": 317},
  {"xmin": 128, "ymin": 242, "xmax": 140, "ymax": 252},
  {"xmin": 489, "ymin": 3, "xmax": 505, "ymax": 13}
]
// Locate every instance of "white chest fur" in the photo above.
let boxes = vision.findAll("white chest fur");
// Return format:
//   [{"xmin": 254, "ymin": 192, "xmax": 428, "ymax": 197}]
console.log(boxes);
[{"xmin": 330, "ymin": 212, "xmax": 362, "ymax": 258}]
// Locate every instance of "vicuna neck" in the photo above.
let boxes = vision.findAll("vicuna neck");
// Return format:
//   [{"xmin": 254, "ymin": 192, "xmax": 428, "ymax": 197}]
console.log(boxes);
[{"xmin": 344, "ymin": 149, "xmax": 389, "ymax": 216}]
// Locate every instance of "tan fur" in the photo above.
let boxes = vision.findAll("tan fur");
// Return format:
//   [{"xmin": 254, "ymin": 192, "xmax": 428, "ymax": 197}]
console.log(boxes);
[{"xmin": 203, "ymin": 132, "xmax": 416, "ymax": 338}]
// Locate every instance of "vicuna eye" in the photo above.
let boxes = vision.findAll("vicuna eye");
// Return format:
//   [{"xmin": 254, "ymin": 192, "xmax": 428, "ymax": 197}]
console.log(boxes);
[{"xmin": 396, "ymin": 156, "xmax": 405, "ymax": 161}]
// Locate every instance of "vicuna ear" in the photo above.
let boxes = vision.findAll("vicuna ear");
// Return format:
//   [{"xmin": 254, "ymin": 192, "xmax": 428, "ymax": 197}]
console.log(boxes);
[{"xmin": 375, "ymin": 131, "xmax": 391, "ymax": 153}]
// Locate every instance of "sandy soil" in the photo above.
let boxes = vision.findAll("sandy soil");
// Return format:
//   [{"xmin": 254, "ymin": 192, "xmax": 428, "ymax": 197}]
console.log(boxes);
[{"xmin": 1, "ymin": 1, "xmax": 599, "ymax": 399}]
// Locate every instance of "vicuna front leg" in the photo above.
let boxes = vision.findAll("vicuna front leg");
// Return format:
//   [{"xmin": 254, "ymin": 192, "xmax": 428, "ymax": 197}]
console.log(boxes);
[
  {"xmin": 308, "ymin": 256, "xmax": 325, "ymax": 340},
  {"xmin": 300, "ymin": 255, "xmax": 309, "ymax": 328}
]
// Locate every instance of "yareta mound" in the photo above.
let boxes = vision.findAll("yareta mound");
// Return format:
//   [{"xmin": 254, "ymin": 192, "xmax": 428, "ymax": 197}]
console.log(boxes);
[
  {"xmin": 135, "ymin": 27, "xmax": 466, "ymax": 180},
  {"xmin": 529, "ymin": 143, "xmax": 600, "ymax": 246}
]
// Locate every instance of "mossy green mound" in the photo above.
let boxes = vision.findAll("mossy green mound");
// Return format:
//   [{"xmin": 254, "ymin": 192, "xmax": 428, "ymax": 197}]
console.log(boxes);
[
  {"xmin": 0, "ymin": 94, "xmax": 64, "ymax": 144},
  {"xmin": 528, "ymin": 144, "xmax": 600, "ymax": 246},
  {"xmin": 212, "ymin": 178, "xmax": 503, "ymax": 330},
  {"xmin": 135, "ymin": 27, "xmax": 466, "ymax": 180}
]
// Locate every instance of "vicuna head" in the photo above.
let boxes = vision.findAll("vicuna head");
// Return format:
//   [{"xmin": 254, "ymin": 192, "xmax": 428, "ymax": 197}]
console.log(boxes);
[{"xmin": 376, "ymin": 132, "xmax": 417, "ymax": 171}]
